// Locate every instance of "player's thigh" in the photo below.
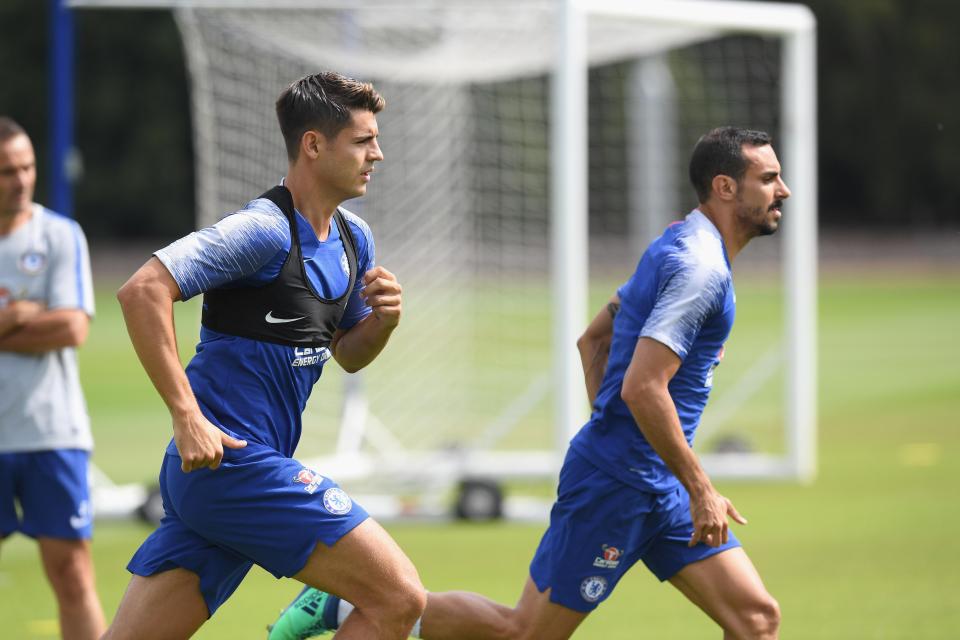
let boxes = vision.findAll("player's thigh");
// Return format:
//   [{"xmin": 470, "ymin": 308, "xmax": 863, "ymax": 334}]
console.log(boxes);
[
  {"xmin": 0, "ymin": 452, "xmax": 20, "ymax": 538},
  {"xmin": 167, "ymin": 447, "xmax": 370, "ymax": 582},
  {"xmin": 669, "ymin": 546, "xmax": 778, "ymax": 631},
  {"xmin": 293, "ymin": 517, "xmax": 424, "ymax": 613},
  {"xmin": 530, "ymin": 450, "xmax": 662, "ymax": 614},
  {"xmin": 509, "ymin": 576, "xmax": 588, "ymax": 640},
  {"xmin": 1, "ymin": 450, "xmax": 93, "ymax": 540},
  {"xmin": 19, "ymin": 449, "xmax": 93, "ymax": 539},
  {"xmin": 104, "ymin": 569, "xmax": 208, "ymax": 640}
]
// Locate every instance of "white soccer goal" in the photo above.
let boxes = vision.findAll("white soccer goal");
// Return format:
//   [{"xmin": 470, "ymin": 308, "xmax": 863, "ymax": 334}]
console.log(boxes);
[{"xmin": 73, "ymin": 0, "xmax": 817, "ymax": 518}]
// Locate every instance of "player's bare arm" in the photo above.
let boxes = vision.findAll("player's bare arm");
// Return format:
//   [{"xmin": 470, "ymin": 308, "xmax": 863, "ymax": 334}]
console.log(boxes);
[
  {"xmin": 0, "ymin": 298, "xmax": 44, "ymax": 337},
  {"xmin": 329, "ymin": 265, "xmax": 401, "ymax": 373},
  {"xmin": 577, "ymin": 293, "xmax": 620, "ymax": 405},
  {"xmin": 117, "ymin": 256, "xmax": 246, "ymax": 472},
  {"xmin": 621, "ymin": 337, "xmax": 746, "ymax": 548},
  {"xmin": 0, "ymin": 306, "xmax": 87, "ymax": 353}
]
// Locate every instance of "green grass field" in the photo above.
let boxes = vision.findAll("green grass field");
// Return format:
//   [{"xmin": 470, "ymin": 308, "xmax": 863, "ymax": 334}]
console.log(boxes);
[{"xmin": 1, "ymin": 268, "xmax": 958, "ymax": 638}]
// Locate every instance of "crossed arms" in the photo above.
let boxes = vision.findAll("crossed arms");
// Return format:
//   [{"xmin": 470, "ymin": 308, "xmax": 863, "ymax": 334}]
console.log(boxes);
[{"xmin": 0, "ymin": 301, "xmax": 88, "ymax": 353}]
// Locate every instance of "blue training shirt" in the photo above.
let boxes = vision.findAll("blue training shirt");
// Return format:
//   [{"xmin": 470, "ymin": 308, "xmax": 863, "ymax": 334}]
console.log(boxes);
[
  {"xmin": 154, "ymin": 195, "xmax": 375, "ymax": 458},
  {"xmin": 570, "ymin": 210, "xmax": 736, "ymax": 494}
]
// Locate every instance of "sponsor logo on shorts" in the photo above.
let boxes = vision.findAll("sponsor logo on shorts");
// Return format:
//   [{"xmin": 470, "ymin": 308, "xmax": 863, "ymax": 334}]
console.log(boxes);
[
  {"xmin": 322, "ymin": 487, "xmax": 353, "ymax": 515},
  {"xmin": 592, "ymin": 544, "xmax": 623, "ymax": 569},
  {"xmin": 69, "ymin": 500, "xmax": 92, "ymax": 530},
  {"xmin": 291, "ymin": 346, "xmax": 332, "ymax": 368},
  {"xmin": 294, "ymin": 468, "xmax": 324, "ymax": 494},
  {"xmin": 19, "ymin": 251, "xmax": 47, "ymax": 275},
  {"xmin": 580, "ymin": 576, "xmax": 607, "ymax": 603}
]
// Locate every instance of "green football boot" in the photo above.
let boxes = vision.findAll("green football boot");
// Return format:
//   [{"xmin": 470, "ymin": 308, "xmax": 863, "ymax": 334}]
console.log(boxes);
[{"xmin": 266, "ymin": 586, "xmax": 338, "ymax": 639}]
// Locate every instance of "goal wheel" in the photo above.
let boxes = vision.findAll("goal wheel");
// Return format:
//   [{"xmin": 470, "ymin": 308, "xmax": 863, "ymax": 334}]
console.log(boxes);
[{"xmin": 453, "ymin": 479, "xmax": 504, "ymax": 521}]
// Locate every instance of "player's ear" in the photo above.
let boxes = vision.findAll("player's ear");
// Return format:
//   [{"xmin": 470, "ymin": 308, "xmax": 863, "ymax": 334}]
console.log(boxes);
[
  {"xmin": 711, "ymin": 174, "xmax": 737, "ymax": 202},
  {"xmin": 300, "ymin": 130, "xmax": 322, "ymax": 160}
]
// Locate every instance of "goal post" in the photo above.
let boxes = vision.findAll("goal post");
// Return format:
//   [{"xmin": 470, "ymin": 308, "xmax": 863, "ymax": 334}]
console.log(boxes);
[{"xmin": 70, "ymin": 0, "xmax": 818, "ymax": 518}]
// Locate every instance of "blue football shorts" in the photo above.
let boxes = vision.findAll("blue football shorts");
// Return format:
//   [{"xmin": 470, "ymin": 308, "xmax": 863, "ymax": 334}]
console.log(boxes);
[
  {"xmin": 529, "ymin": 449, "xmax": 741, "ymax": 612},
  {"xmin": 127, "ymin": 442, "xmax": 369, "ymax": 615},
  {"xmin": 0, "ymin": 449, "xmax": 93, "ymax": 540}
]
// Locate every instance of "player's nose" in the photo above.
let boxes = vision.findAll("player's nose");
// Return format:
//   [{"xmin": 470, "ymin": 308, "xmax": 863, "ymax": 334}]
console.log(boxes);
[
  {"xmin": 370, "ymin": 140, "xmax": 384, "ymax": 162},
  {"xmin": 777, "ymin": 177, "xmax": 791, "ymax": 200}
]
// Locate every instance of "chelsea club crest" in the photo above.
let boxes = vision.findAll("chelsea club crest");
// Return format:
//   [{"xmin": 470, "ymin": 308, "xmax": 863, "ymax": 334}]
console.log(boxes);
[
  {"xmin": 19, "ymin": 250, "xmax": 47, "ymax": 275},
  {"xmin": 580, "ymin": 576, "xmax": 608, "ymax": 603},
  {"xmin": 322, "ymin": 488, "xmax": 353, "ymax": 515}
]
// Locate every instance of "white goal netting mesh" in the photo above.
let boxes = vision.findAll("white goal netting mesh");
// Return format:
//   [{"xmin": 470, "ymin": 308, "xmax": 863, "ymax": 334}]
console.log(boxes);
[{"xmin": 174, "ymin": 2, "xmax": 788, "ymax": 478}]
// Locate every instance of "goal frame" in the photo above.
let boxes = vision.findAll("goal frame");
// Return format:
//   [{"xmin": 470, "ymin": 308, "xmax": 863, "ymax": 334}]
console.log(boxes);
[
  {"xmin": 68, "ymin": 0, "xmax": 818, "ymax": 500},
  {"xmin": 556, "ymin": 0, "xmax": 818, "ymax": 483}
]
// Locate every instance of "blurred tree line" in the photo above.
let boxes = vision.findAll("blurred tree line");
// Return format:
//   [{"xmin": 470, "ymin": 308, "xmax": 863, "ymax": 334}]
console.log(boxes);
[
  {"xmin": 0, "ymin": 0, "xmax": 957, "ymax": 239},
  {"xmin": 0, "ymin": 3, "xmax": 192, "ymax": 239}
]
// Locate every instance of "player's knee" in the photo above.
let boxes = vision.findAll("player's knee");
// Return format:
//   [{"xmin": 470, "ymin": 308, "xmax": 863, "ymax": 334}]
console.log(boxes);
[
  {"xmin": 393, "ymin": 574, "xmax": 428, "ymax": 626},
  {"xmin": 761, "ymin": 595, "xmax": 782, "ymax": 634},
  {"xmin": 491, "ymin": 612, "xmax": 528, "ymax": 640},
  {"xmin": 45, "ymin": 551, "xmax": 95, "ymax": 603},
  {"xmin": 737, "ymin": 593, "xmax": 781, "ymax": 639},
  {"xmin": 367, "ymin": 570, "xmax": 426, "ymax": 631}
]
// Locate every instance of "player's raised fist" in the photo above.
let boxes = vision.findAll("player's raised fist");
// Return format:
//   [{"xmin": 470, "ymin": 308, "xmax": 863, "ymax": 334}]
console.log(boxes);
[{"xmin": 361, "ymin": 266, "xmax": 402, "ymax": 327}]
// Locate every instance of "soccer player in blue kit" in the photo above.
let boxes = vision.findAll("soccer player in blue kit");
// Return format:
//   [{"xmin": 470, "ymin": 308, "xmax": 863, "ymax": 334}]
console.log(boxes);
[
  {"xmin": 271, "ymin": 127, "xmax": 789, "ymax": 639},
  {"xmin": 101, "ymin": 72, "xmax": 426, "ymax": 640}
]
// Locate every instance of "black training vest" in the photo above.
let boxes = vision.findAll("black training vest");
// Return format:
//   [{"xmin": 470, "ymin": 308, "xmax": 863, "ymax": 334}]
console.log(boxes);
[{"xmin": 201, "ymin": 185, "xmax": 359, "ymax": 348}]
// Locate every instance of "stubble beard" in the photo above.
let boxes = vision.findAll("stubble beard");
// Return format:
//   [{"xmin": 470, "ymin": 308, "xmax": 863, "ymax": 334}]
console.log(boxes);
[{"xmin": 736, "ymin": 201, "xmax": 780, "ymax": 238}]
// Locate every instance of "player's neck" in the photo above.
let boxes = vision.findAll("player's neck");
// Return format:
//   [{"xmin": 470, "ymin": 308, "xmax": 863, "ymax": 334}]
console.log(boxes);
[
  {"xmin": 697, "ymin": 203, "xmax": 748, "ymax": 263},
  {"xmin": 0, "ymin": 206, "xmax": 32, "ymax": 237},
  {"xmin": 283, "ymin": 172, "xmax": 337, "ymax": 241}
]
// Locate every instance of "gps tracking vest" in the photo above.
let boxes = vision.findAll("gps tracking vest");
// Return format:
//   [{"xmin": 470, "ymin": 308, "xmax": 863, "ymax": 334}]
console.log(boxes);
[{"xmin": 201, "ymin": 185, "xmax": 359, "ymax": 347}]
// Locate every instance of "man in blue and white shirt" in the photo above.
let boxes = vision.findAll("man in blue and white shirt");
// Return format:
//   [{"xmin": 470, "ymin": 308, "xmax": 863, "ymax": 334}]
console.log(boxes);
[
  {"xmin": 102, "ymin": 73, "xmax": 425, "ymax": 640},
  {"xmin": 0, "ymin": 117, "xmax": 104, "ymax": 639},
  {"xmin": 276, "ymin": 127, "xmax": 790, "ymax": 640}
]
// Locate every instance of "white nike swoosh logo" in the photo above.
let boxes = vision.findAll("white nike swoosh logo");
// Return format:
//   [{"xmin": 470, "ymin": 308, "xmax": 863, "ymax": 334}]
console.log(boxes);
[{"xmin": 265, "ymin": 311, "xmax": 306, "ymax": 324}]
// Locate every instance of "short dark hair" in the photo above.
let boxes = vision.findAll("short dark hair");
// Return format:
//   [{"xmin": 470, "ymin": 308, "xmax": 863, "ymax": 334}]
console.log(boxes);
[
  {"xmin": 688, "ymin": 126, "xmax": 773, "ymax": 203},
  {"xmin": 0, "ymin": 116, "xmax": 27, "ymax": 144},
  {"xmin": 275, "ymin": 72, "xmax": 385, "ymax": 161}
]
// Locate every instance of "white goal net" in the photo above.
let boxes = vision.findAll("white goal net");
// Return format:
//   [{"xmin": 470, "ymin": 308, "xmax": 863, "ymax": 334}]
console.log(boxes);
[{"xmin": 74, "ymin": 0, "xmax": 817, "ymax": 517}]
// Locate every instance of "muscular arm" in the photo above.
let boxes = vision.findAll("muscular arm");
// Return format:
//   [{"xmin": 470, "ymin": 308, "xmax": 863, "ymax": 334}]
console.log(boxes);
[
  {"xmin": 621, "ymin": 337, "xmax": 745, "ymax": 547},
  {"xmin": 117, "ymin": 257, "xmax": 245, "ymax": 471},
  {"xmin": 330, "ymin": 266, "xmax": 401, "ymax": 373},
  {"xmin": 576, "ymin": 294, "xmax": 619, "ymax": 405}
]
